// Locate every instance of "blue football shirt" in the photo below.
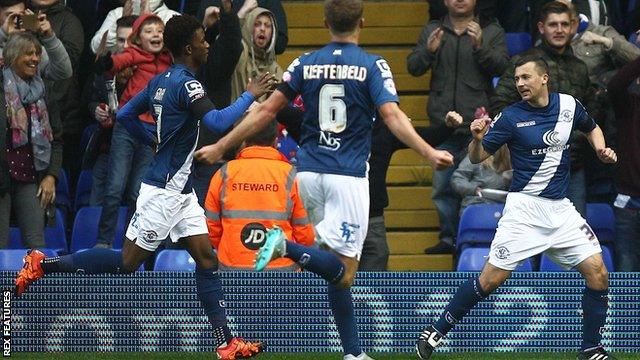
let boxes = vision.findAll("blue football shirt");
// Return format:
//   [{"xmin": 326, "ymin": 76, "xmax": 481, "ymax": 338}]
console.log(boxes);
[
  {"xmin": 483, "ymin": 93, "xmax": 596, "ymax": 199},
  {"xmin": 281, "ymin": 42, "xmax": 400, "ymax": 177}
]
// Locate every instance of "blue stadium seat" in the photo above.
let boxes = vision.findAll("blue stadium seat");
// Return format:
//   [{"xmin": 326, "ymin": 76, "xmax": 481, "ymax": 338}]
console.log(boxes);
[
  {"xmin": 75, "ymin": 170, "xmax": 93, "ymax": 211},
  {"xmin": 55, "ymin": 168, "xmax": 71, "ymax": 214},
  {"xmin": 586, "ymin": 203, "xmax": 615, "ymax": 243},
  {"xmin": 456, "ymin": 247, "xmax": 532, "ymax": 272},
  {"xmin": 8, "ymin": 209, "xmax": 67, "ymax": 254},
  {"xmin": 457, "ymin": 204, "xmax": 504, "ymax": 252},
  {"xmin": 492, "ymin": 76, "xmax": 500, "ymax": 88},
  {"xmin": 539, "ymin": 245, "xmax": 614, "ymax": 272},
  {"xmin": 71, "ymin": 206, "xmax": 129, "ymax": 252},
  {"xmin": 505, "ymin": 32, "xmax": 532, "ymax": 56},
  {"xmin": 0, "ymin": 248, "xmax": 57, "ymax": 271},
  {"xmin": 153, "ymin": 250, "xmax": 196, "ymax": 271}
]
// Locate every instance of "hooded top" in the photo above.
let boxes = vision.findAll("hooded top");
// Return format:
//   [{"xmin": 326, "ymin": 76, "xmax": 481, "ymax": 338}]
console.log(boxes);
[
  {"xmin": 90, "ymin": 0, "xmax": 179, "ymax": 53},
  {"xmin": 110, "ymin": 13, "xmax": 172, "ymax": 124},
  {"xmin": 230, "ymin": 7, "xmax": 283, "ymax": 102}
]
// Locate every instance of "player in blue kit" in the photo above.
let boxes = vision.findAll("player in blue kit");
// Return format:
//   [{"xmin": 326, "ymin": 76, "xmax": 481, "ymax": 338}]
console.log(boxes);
[
  {"xmin": 195, "ymin": 0, "xmax": 455, "ymax": 359},
  {"xmin": 14, "ymin": 14, "xmax": 274, "ymax": 360},
  {"xmin": 416, "ymin": 55, "xmax": 618, "ymax": 360}
]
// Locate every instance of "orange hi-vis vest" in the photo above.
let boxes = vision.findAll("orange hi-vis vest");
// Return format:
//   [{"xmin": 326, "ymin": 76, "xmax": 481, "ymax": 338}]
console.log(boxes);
[{"xmin": 204, "ymin": 146, "xmax": 314, "ymax": 269}]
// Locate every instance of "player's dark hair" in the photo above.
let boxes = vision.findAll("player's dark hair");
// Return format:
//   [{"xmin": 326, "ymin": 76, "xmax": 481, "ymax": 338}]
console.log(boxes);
[
  {"xmin": 116, "ymin": 15, "xmax": 137, "ymax": 29},
  {"xmin": 514, "ymin": 55, "xmax": 549, "ymax": 75},
  {"xmin": 245, "ymin": 120, "xmax": 278, "ymax": 147},
  {"xmin": 163, "ymin": 14, "xmax": 202, "ymax": 58},
  {"xmin": 539, "ymin": 1, "xmax": 571, "ymax": 23},
  {"xmin": 0, "ymin": 0, "xmax": 24, "ymax": 9},
  {"xmin": 324, "ymin": 0, "xmax": 363, "ymax": 35}
]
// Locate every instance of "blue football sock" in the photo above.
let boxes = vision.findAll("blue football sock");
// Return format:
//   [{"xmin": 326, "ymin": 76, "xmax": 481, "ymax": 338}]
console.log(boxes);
[
  {"xmin": 434, "ymin": 277, "xmax": 489, "ymax": 336},
  {"xmin": 285, "ymin": 241, "xmax": 345, "ymax": 284},
  {"xmin": 195, "ymin": 266, "xmax": 233, "ymax": 347},
  {"xmin": 328, "ymin": 284, "xmax": 362, "ymax": 357},
  {"xmin": 41, "ymin": 249, "xmax": 123, "ymax": 274},
  {"xmin": 581, "ymin": 287, "xmax": 609, "ymax": 350}
]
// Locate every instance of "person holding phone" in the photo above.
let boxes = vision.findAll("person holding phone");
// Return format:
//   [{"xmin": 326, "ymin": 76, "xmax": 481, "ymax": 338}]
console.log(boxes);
[{"xmin": 0, "ymin": 0, "xmax": 71, "ymax": 81}]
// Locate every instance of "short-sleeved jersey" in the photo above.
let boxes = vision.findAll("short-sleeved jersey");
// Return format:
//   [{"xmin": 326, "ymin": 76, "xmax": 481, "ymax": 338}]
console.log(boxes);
[
  {"xmin": 483, "ymin": 92, "xmax": 596, "ymax": 199},
  {"xmin": 136, "ymin": 64, "xmax": 207, "ymax": 193},
  {"xmin": 281, "ymin": 42, "xmax": 399, "ymax": 177}
]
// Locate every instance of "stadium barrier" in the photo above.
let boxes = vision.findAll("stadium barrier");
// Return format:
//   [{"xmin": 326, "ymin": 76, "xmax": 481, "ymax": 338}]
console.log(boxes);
[{"xmin": 1, "ymin": 272, "xmax": 638, "ymax": 353}]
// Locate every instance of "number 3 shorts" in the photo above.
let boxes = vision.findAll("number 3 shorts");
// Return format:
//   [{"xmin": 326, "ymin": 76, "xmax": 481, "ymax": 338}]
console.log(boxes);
[{"xmin": 489, "ymin": 192, "xmax": 602, "ymax": 271}]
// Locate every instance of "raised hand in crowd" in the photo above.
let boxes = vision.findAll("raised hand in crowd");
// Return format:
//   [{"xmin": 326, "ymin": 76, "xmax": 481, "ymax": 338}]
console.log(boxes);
[
  {"xmin": 444, "ymin": 111, "xmax": 463, "ymax": 128},
  {"xmin": 246, "ymin": 72, "xmax": 278, "ymax": 98},
  {"xmin": 123, "ymin": 0, "xmax": 134, "ymax": 17},
  {"xmin": 427, "ymin": 27, "xmax": 443, "ymax": 54},
  {"xmin": 580, "ymin": 30, "xmax": 613, "ymax": 49},
  {"xmin": 238, "ymin": 0, "xmax": 258, "ymax": 19},
  {"xmin": 202, "ymin": 6, "xmax": 221, "ymax": 29},
  {"xmin": 2, "ymin": 13, "xmax": 24, "ymax": 36},
  {"xmin": 28, "ymin": 10, "xmax": 53, "ymax": 38},
  {"xmin": 467, "ymin": 20, "xmax": 483, "ymax": 49},
  {"xmin": 140, "ymin": 0, "xmax": 152, "ymax": 15}
]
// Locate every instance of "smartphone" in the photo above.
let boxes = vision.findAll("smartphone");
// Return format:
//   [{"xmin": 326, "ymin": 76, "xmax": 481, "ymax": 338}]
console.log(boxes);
[{"xmin": 20, "ymin": 14, "xmax": 38, "ymax": 32}]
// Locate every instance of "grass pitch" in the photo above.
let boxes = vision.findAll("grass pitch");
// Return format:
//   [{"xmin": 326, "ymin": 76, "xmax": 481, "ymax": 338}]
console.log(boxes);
[{"xmin": 7, "ymin": 353, "xmax": 639, "ymax": 359}]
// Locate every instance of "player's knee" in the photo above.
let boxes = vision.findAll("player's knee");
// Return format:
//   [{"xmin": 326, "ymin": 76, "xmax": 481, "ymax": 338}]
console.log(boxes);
[
  {"xmin": 336, "ymin": 274, "xmax": 354, "ymax": 289},
  {"xmin": 194, "ymin": 249, "xmax": 218, "ymax": 270}
]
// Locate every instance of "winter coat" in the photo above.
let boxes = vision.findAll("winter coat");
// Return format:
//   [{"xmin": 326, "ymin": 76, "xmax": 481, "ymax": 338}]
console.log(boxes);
[{"xmin": 230, "ymin": 7, "xmax": 282, "ymax": 102}]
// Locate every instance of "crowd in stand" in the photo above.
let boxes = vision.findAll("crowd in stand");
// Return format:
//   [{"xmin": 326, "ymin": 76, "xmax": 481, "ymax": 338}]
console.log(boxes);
[{"xmin": 0, "ymin": 0, "xmax": 638, "ymax": 272}]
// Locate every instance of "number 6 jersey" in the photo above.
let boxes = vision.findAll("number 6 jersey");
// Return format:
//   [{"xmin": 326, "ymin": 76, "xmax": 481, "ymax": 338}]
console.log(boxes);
[{"xmin": 278, "ymin": 42, "xmax": 400, "ymax": 177}]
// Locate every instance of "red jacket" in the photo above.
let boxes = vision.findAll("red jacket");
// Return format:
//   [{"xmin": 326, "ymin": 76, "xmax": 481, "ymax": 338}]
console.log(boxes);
[
  {"xmin": 110, "ymin": 13, "xmax": 172, "ymax": 124},
  {"xmin": 205, "ymin": 146, "xmax": 315, "ymax": 269}
]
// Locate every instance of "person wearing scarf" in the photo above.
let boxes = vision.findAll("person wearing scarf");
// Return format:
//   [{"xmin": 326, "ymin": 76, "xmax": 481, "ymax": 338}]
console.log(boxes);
[{"xmin": 0, "ymin": 32, "xmax": 63, "ymax": 248}]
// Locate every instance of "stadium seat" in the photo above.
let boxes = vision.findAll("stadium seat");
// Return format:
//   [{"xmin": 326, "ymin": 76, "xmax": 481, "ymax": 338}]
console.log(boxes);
[
  {"xmin": 55, "ymin": 168, "xmax": 71, "ymax": 214},
  {"xmin": 8, "ymin": 209, "xmax": 68, "ymax": 254},
  {"xmin": 586, "ymin": 203, "xmax": 615, "ymax": 243},
  {"xmin": 153, "ymin": 250, "xmax": 196, "ymax": 271},
  {"xmin": 456, "ymin": 204, "xmax": 504, "ymax": 252},
  {"xmin": 456, "ymin": 247, "xmax": 532, "ymax": 272},
  {"xmin": 71, "ymin": 206, "xmax": 129, "ymax": 252},
  {"xmin": 505, "ymin": 32, "xmax": 532, "ymax": 56},
  {"xmin": 492, "ymin": 76, "xmax": 500, "ymax": 88},
  {"xmin": 75, "ymin": 170, "xmax": 93, "ymax": 211},
  {"xmin": 539, "ymin": 245, "xmax": 614, "ymax": 272},
  {"xmin": 0, "ymin": 248, "xmax": 57, "ymax": 271}
]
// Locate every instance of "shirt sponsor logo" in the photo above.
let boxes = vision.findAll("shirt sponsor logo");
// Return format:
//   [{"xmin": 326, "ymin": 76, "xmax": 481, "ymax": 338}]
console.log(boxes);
[
  {"xmin": 516, "ymin": 120, "xmax": 535, "ymax": 127},
  {"xmin": 531, "ymin": 144, "xmax": 570, "ymax": 155},
  {"xmin": 543, "ymin": 130, "xmax": 562, "ymax": 146}
]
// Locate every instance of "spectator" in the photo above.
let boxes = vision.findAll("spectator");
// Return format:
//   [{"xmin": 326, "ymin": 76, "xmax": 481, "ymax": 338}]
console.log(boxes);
[
  {"xmin": 0, "ymin": 32, "xmax": 66, "ymax": 247},
  {"xmin": 429, "ymin": 0, "xmax": 531, "ymax": 33},
  {"xmin": 82, "ymin": 15, "xmax": 136, "ymax": 206},
  {"xmin": 451, "ymin": 146, "xmax": 511, "ymax": 215},
  {"xmin": 30, "ymin": 0, "xmax": 85, "ymax": 191},
  {"xmin": 93, "ymin": 13, "xmax": 171, "ymax": 248},
  {"xmin": 230, "ymin": 6, "xmax": 282, "ymax": 102},
  {"xmin": 205, "ymin": 120, "xmax": 314, "ymax": 270},
  {"xmin": 197, "ymin": 0, "xmax": 288, "ymax": 54},
  {"xmin": 90, "ymin": 0, "xmax": 178, "ymax": 54},
  {"xmin": 491, "ymin": 1, "xmax": 596, "ymax": 217},
  {"xmin": 407, "ymin": 0, "xmax": 509, "ymax": 254},
  {"xmin": 0, "ymin": 0, "xmax": 71, "ymax": 80},
  {"xmin": 606, "ymin": 55, "xmax": 640, "ymax": 272},
  {"xmin": 193, "ymin": 0, "xmax": 243, "ymax": 206}
]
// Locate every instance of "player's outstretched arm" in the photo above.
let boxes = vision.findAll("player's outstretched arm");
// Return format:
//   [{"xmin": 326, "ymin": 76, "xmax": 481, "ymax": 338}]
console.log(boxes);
[
  {"xmin": 378, "ymin": 102, "xmax": 454, "ymax": 170},
  {"xmin": 586, "ymin": 124, "xmax": 617, "ymax": 163},
  {"xmin": 194, "ymin": 90, "xmax": 289, "ymax": 165},
  {"xmin": 468, "ymin": 117, "xmax": 492, "ymax": 164}
]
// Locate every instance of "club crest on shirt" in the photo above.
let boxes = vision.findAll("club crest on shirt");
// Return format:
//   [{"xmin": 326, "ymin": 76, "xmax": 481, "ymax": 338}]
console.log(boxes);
[{"xmin": 560, "ymin": 109, "xmax": 573, "ymax": 122}]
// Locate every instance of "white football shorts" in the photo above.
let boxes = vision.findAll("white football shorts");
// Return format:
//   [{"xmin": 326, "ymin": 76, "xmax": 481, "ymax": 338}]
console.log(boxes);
[
  {"xmin": 126, "ymin": 183, "xmax": 208, "ymax": 251},
  {"xmin": 489, "ymin": 192, "xmax": 602, "ymax": 270},
  {"xmin": 296, "ymin": 171, "xmax": 369, "ymax": 260}
]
